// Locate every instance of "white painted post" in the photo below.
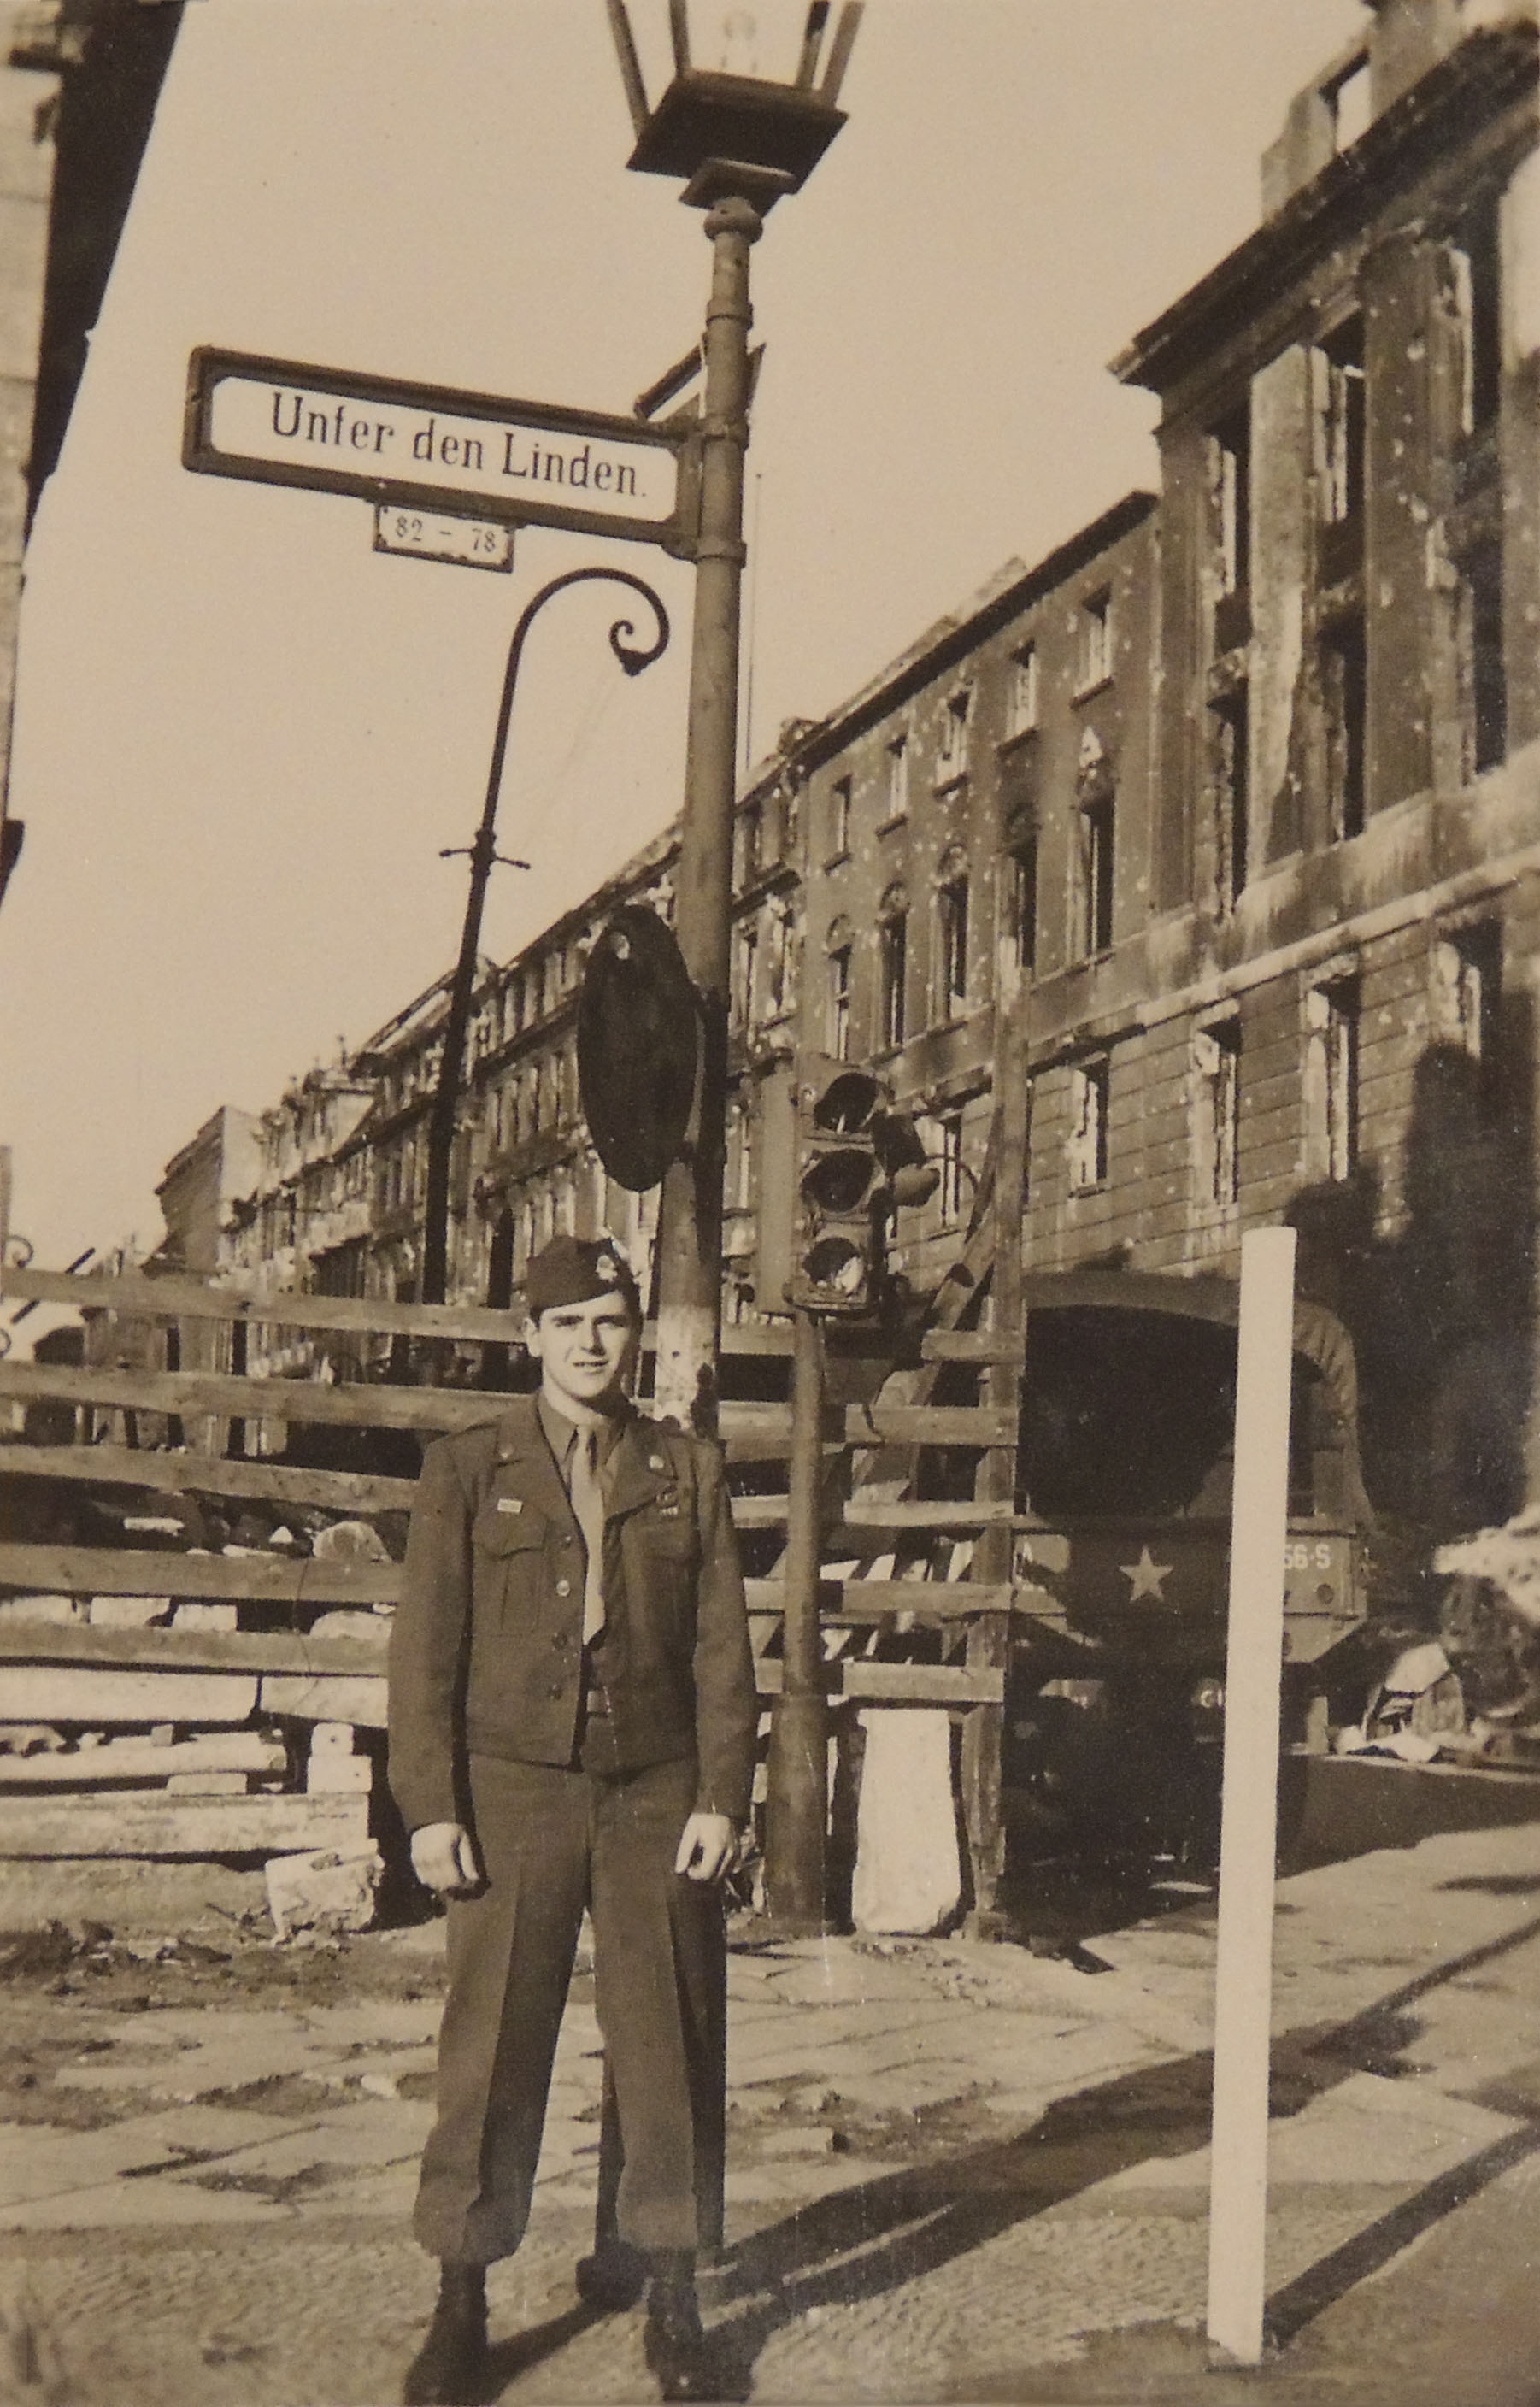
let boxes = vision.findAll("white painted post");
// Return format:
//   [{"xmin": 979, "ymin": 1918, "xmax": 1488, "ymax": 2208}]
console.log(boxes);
[{"xmin": 1207, "ymin": 1225, "xmax": 1297, "ymax": 2365}]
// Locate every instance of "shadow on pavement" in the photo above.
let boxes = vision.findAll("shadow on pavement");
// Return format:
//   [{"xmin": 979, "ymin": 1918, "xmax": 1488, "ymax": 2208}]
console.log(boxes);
[
  {"xmin": 671, "ymin": 1909, "xmax": 1540, "ymax": 2403},
  {"xmin": 477, "ymin": 2300, "xmax": 603, "ymax": 2401},
  {"xmin": 1265, "ymin": 2122, "xmax": 1540, "ymax": 2350}
]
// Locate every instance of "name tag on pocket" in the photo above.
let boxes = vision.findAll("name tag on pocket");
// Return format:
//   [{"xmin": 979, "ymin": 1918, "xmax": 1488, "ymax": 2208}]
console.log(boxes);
[{"xmin": 496, "ymin": 1498, "xmax": 524, "ymax": 1515}]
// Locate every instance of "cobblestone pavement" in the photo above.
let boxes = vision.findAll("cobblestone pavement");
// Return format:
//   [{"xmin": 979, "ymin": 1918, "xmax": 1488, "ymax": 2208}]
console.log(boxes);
[{"xmin": 5, "ymin": 1821, "xmax": 1540, "ymax": 2404}]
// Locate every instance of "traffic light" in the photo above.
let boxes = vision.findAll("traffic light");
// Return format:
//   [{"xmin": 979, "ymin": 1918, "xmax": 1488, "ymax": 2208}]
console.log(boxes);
[{"xmin": 781, "ymin": 1056, "xmax": 939, "ymax": 1314}]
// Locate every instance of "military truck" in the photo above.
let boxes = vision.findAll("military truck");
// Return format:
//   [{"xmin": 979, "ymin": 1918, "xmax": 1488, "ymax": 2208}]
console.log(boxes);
[{"xmin": 995, "ymin": 1269, "xmax": 1383, "ymax": 1868}]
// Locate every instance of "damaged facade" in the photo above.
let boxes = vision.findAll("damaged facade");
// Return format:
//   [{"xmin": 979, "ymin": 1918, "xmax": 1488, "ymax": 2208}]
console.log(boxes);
[{"xmin": 162, "ymin": 0, "xmax": 1540, "ymax": 1568}]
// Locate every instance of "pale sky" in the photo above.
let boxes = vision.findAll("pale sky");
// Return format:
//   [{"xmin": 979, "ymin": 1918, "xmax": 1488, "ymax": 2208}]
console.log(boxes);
[{"xmin": 3, "ymin": 0, "xmax": 1367, "ymax": 1273}]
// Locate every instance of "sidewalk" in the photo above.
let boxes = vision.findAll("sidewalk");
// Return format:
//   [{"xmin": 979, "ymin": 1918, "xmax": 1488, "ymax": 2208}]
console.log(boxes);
[{"xmin": 4, "ymin": 1819, "xmax": 1540, "ymax": 2403}]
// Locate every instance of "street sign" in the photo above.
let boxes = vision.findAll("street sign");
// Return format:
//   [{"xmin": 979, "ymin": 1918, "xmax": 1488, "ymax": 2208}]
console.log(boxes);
[
  {"xmin": 184, "ymin": 348, "xmax": 697, "ymax": 556},
  {"xmin": 373, "ymin": 505, "xmax": 514, "ymax": 572}
]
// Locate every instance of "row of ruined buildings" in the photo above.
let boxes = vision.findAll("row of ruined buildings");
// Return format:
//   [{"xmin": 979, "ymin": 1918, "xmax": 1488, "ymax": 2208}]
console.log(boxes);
[{"xmin": 142, "ymin": 0, "xmax": 1540, "ymax": 1548}]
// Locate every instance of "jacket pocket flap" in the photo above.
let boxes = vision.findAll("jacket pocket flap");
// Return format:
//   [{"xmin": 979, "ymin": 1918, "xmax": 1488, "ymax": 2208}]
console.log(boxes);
[{"xmin": 473, "ymin": 1501, "xmax": 547, "ymax": 1555}]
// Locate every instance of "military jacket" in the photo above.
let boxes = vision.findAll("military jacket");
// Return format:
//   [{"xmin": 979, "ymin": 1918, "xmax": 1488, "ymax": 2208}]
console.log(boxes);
[{"xmin": 387, "ymin": 1393, "xmax": 757, "ymax": 1833}]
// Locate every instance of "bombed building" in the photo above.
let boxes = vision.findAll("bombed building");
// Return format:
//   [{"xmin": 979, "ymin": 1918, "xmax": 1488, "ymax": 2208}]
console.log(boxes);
[{"xmin": 147, "ymin": 0, "xmax": 1540, "ymax": 1575}]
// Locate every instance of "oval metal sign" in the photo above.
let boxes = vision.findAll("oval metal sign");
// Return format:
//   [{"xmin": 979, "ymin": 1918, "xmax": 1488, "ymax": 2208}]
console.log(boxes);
[{"xmin": 578, "ymin": 905, "xmax": 699, "ymax": 1192}]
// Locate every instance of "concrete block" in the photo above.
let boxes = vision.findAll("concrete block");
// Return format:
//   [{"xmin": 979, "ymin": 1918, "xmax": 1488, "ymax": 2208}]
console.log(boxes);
[
  {"xmin": 171, "ymin": 1603, "xmax": 238, "ymax": 1631},
  {"xmin": 265, "ymin": 1842, "xmax": 384, "ymax": 1941},
  {"xmin": 851, "ymin": 1707, "xmax": 961, "ymax": 1936},
  {"xmin": 304, "ymin": 1753, "xmax": 371, "ymax": 1794}
]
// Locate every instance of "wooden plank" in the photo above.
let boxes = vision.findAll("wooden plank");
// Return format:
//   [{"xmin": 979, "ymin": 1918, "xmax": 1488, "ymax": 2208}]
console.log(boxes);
[
  {"xmin": 0, "ymin": 1620, "xmax": 388, "ymax": 1677},
  {"xmin": 0, "ymin": 1734, "xmax": 287, "ymax": 1785},
  {"xmin": 0, "ymin": 1788, "xmax": 369, "ymax": 1858},
  {"xmin": 3, "ymin": 1268, "xmax": 804, "ymax": 1356},
  {"xmin": 261, "ymin": 1674, "xmax": 387, "ymax": 1727},
  {"xmin": 755, "ymin": 1660, "xmax": 1003, "ymax": 1704},
  {"xmin": 842, "ymin": 1499, "xmax": 1013, "ymax": 1531},
  {"xmin": 0, "ymin": 1365, "xmax": 794, "ymax": 1447},
  {"xmin": 841, "ymin": 1404, "xmax": 1014, "ymax": 1446},
  {"xmin": 744, "ymin": 1580, "xmax": 1014, "ymax": 1620},
  {"xmin": 0, "ymin": 1362, "xmax": 497, "ymax": 1433},
  {"xmin": 0, "ymin": 1545, "xmax": 401, "ymax": 1606},
  {"xmin": 0, "ymin": 1668, "xmax": 259, "ymax": 1724},
  {"xmin": 0, "ymin": 1444, "xmax": 418, "ymax": 1515},
  {"xmin": 726, "ymin": 1494, "xmax": 790, "ymax": 1527},
  {"xmin": 920, "ymin": 1331, "xmax": 1020, "ymax": 1365},
  {"xmin": 1, "ymin": 1267, "xmax": 524, "ymax": 1346}
]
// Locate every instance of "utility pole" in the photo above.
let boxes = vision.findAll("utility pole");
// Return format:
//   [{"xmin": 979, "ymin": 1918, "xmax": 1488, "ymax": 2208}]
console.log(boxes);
[{"xmin": 764, "ymin": 1304, "xmax": 829, "ymax": 1927}]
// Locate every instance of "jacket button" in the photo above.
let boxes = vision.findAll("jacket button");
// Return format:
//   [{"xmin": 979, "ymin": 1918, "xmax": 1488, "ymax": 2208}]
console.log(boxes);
[
  {"xmin": 548, "ymin": 1682, "xmax": 563, "ymax": 1699},
  {"xmin": 561, "ymin": 1533, "xmax": 575, "ymax": 1547},
  {"xmin": 552, "ymin": 1630, "xmax": 567, "ymax": 1649},
  {"xmin": 555, "ymin": 1577, "xmax": 572, "ymax": 1598}
]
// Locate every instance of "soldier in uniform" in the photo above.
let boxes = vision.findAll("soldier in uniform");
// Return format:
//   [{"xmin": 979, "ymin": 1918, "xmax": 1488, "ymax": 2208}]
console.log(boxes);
[{"xmin": 388, "ymin": 1234, "xmax": 757, "ymax": 2404}]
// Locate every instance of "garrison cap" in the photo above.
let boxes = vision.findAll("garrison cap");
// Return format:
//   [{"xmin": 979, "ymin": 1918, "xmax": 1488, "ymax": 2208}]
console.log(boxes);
[{"xmin": 525, "ymin": 1233, "xmax": 641, "ymax": 1321}]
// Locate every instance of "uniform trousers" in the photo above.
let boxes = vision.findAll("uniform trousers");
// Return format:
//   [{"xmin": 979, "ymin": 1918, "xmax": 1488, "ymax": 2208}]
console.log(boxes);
[{"xmin": 413, "ymin": 1750, "xmax": 726, "ymax": 2268}]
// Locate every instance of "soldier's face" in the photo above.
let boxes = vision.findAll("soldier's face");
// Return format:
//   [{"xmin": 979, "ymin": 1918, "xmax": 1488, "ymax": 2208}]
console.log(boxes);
[{"xmin": 529, "ymin": 1294, "xmax": 639, "ymax": 1413}]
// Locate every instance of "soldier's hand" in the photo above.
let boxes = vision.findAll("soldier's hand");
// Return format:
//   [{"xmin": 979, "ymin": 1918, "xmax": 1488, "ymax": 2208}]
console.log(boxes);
[
  {"xmin": 674, "ymin": 1811, "xmax": 737, "ymax": 1883},
  {"xmin": 410, "ymin": 1821, "xmax": 480, "ymax": 1896}
]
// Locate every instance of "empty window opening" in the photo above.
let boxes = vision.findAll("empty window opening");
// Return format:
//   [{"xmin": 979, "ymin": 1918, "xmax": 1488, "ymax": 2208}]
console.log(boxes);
[
  {"xmin": 1307, "ymin": 980, "xmax": 1359, "ymax": 1183},
  {"xmin": 884, "ymin": 732, "xmax": 909, "ymax": 821},
  {"xmin": 879, "ymin": 899, "xmax": 908, "ymax": 1050},
  {"xmin": 1067, "ymin": 1057, "xmax": 1110, "ymax": 1192},
  {"xmin": 1321, "ymin": 617, "xmax": 1367, "ymax": 841},
  {"xmin": 938, "ymin": 689, "xmax": 972, "ymax": 780},
  {"xmin": 1008, "ymin": 822, "xmax": 1039, "ymax": 975},
  {"xmin": 1193, "ymin": 1021, "xmax": 1242, "ymax": 1210},
  {"xmin": 738, "ymin": 802, "xmax": 762, "ymax": 888},
  {"xmin": 1330, "ymin": 55, "xmax": 1371, "ymax": 152},
  {"xmin": 826, "ymin": 937, "xmax": 853, "ymax": 1062},
  {"xmin": 1433, "ymin": 920, "xmax": 1502, "ymax": 1114},
  {"xmin": 1459, "ymin": 540, "xmax": 1507, "ymax": 776},
  {"xmin": 732, "ymin": 921, "xmax": 757, "ymax": 1029},
  {"xmin": 938, "ymin": 1110, "xmax": 967, "ymax": 1227},
  {"xmin": 827, "ymin": 775, "xmax": 851, "ymax": 862},
  {"xmin": 1212, "ymin": 403, "xmax": 1252, "ymax": 604},
  {"xmin": 1455, "ymin": 194, "xmax": 1502, "ymax": 438},
  {"xmin": 937, "ymin": 868, "xmax": 969, "ymax": 1018},
  {"xmin": 1079, "ymin": 589, "xmax": 1114, "ymax": 692},
  {"xmin": 1318, "ymin": 315, "xmax": 1365, "ymax": 533},
  {"xmin": 1009, "ymin": 642, "xmax": 1039, "ymax": 736},
  {"xmin": 1212, "ymin": 687, "xmax": 1249, "ymax": 911},
  {"xmin": 1079, "ymin": 792, "xmax": 1115, "ymax": 957}
]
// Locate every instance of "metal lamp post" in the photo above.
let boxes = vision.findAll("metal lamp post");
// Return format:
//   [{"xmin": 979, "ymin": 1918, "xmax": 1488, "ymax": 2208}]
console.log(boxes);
[
  {"xmin": 605, "ymin": 0, "xmax": 863, "ymax": 1434},
  {"xmin": 420, "ymin": 568, "xmax": 669, "ymax": 1308},
  {"xmin": 607, "ymin": 3, "xmax": 863, "ymax": 1930}
]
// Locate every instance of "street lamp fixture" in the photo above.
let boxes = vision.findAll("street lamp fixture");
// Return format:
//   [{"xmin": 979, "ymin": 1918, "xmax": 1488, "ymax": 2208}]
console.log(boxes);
[{"xmin": 605, "ymin": 1, "xmax": 862, "ymax": 210}]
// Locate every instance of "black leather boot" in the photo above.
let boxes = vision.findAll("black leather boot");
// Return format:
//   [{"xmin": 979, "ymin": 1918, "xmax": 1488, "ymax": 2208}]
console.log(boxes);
[
  {"xmin": 575, "ymin": 2238, "xmax": 647, "ymax": 2311},
  {"xmin": 643, "ymin": 2251, "xmax": 716, "ymax": 2403},
  {"xmin": 402, "ymin": 2263, "xmax": 487, "ymax": 2407}
]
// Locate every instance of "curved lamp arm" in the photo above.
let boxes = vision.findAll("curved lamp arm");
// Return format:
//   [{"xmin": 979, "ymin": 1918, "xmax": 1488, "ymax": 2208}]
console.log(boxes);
[{"xmin": 420, "ymin": 568, "xmax": 671, "ymax": 1306}]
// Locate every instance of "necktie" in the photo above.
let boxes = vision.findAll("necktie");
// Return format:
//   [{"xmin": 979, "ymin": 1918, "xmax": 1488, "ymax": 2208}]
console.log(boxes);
[{"xmin": 569, "ymin": 1427, "xmax": 607, "ymax": 1646}]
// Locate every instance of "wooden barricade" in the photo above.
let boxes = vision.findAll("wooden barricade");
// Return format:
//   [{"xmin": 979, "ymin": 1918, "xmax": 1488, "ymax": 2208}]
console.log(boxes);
[{"xmin": 0, "ymin": 1221, "xmax": 1026, "ymax": 1873}]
